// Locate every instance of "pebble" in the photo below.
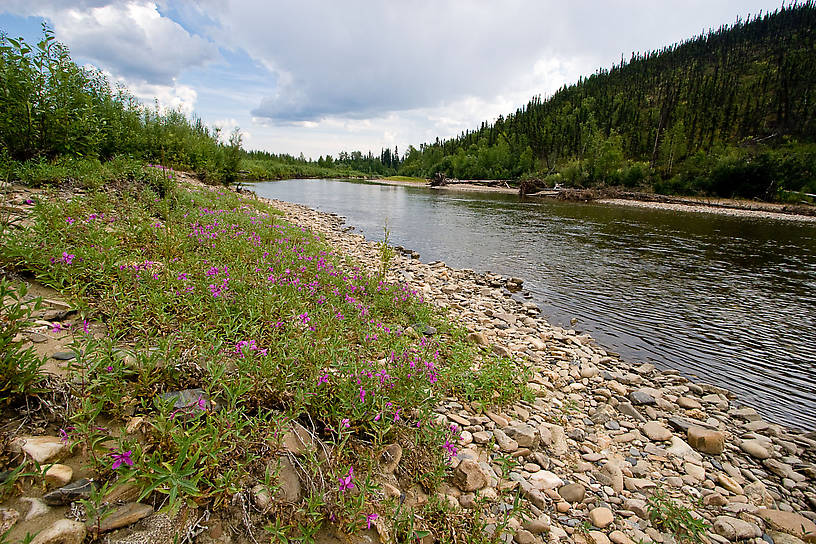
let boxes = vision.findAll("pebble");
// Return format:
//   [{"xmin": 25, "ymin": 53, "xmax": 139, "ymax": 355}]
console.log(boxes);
[
  {"xmin": 88, "ymin": 502, "xmax": 153, "ymax": 534},
  {"xmin": 11, "ymin": 436, "xmax": 68, "ymax": 463},
  {"xmin": 559, "ymin": 483, "xmax": 586, "ymax": 503}
]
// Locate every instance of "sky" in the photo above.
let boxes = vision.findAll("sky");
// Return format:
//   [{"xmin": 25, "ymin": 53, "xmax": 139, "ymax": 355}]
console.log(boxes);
[{"xmin": 0, "ymin": 1, "xmax": 787, "ymax": 159}]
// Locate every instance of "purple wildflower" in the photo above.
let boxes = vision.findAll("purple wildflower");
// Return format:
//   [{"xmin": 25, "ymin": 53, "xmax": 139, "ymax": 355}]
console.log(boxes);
[
  {"xmin": 365, "ymin": 513, "xmax": 378, "ymax": 529},
  {"xmin": 338, "ymin": 467, "xmax": 354, "ymax": 492},
  {"xmin": 110, "ymin": 450, "xmax": 134, "ymax": 470}
]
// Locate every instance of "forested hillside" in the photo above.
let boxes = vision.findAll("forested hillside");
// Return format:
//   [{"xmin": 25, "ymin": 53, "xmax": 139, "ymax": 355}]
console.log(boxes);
[{"xmin": 399, "ymin": 2, "xmax": 816, "ymax": 200}]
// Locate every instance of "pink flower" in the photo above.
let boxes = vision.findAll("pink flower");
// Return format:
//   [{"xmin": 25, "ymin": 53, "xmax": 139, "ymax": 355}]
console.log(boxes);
[
  {"xmin": 393, "ymin": 409, "xmax": 400, "ymax": 422},
  {"xmin": 358, "ymin": 387, "xmax": 366, "ymax": 403},
  {"xmin": 338, "ymin": 467, "xmax": 354, "ymax": 492},
  {"xmin": 66, "ymin": 217, "xmax": 74, "ymax": 225},
  {"xmin": 317, "ymin": 373, "xmax": 329, "ymax": 385},
  {"xmin": 341, "ymin": 418, "xmax": 350, "ymax": 428},
  {"xmin": 59, "ymin": 428, "xmax": 70, "ymax": 443},
  {"xmin": 109, "ymin": 450, "xmax": 134, "ymax": 470},
  {"xmin": 365, "ymin": 513, "xmax": 378, "ymax": 529},
  {"xmin": 82, "ymin": 320, "xmax": 90, "ymax": 334}
]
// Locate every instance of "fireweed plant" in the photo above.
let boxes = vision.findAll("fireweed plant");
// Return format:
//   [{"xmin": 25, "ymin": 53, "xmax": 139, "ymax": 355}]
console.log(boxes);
[{"xmin": 0, "ymin": 170, "xmax": 529, "ymax": 540}]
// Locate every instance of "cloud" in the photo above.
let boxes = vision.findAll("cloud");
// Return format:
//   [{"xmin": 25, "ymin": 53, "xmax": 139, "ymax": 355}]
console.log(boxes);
[
  {"xmin": 4, "ymin": 1, "xmax": 218, "ymax": 85},
  {"xmin": 204, "ymin": 0, "xmax": 781, "ymax": 124}
]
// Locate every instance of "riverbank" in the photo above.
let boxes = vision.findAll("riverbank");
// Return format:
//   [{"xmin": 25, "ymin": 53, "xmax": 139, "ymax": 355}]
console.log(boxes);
[
  {"xmin": 367, "ymin": 178, "xmax": 816, "ymax": 221},
  {"xmin": 1, "ymin": 175, "xmax": 814, "ymax": 544},
  {"xmin": 261, "ymin": 190, "xmax": 816, "ymax": 543}
]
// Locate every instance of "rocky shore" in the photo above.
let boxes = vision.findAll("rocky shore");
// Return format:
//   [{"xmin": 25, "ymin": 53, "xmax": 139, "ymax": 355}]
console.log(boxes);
[
  {"xmin": 266, "ymin": 194, "xmax": 816, "ymax": 544},
  {"xmin": 1, "ymin": 178, "xmax": 814, "ymax": 544}
]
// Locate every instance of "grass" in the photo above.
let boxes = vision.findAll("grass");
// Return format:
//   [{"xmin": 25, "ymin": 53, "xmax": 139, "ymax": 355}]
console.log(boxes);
[
  {"xmin": 0, "ymin": 168, "xmax": 529, "ymax": 540},
  {"xmin": 647, "ymin": 488, "xmax": 709, "ymax": 544},
  {"xmin": 381, "ymin": 176, "xmax": 427, "ymax": 183}
]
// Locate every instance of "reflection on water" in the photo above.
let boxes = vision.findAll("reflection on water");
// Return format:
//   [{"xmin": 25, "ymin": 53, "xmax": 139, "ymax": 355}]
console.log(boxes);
[{"xmin": 252, "ymin": 179, "xmax": 816, "ymax": 430}]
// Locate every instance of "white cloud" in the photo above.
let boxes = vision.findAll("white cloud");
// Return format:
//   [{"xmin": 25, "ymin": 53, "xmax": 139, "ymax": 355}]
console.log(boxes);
[{"xmin": 6, "ymin": 1, "xmax": 218, "ymax": 85}]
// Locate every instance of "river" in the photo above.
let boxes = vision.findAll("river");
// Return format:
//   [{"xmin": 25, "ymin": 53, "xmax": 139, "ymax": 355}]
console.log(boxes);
[{"xmin": 252, "ymin": 179, "xmax": 816, "ymax": 431}]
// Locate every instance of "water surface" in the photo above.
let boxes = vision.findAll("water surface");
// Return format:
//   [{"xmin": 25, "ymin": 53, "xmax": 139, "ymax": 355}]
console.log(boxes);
[{"xmin": 253, "ymin": 179, "xmax": 816, "ymax": 430}]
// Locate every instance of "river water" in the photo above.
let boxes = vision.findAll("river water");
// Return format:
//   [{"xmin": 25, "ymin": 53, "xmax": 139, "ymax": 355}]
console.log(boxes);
[{"xmin": 252, "ymin": 179, "xmax": 816, "ymax": 431}]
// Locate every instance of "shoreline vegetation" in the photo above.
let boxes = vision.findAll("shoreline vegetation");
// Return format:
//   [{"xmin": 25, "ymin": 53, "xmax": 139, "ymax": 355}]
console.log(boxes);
[{"xmin": 1, "ymin": 172, "xmax": 815, "ymax": 543}]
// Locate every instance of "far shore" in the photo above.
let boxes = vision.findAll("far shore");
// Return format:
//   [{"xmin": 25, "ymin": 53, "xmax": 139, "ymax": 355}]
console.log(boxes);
[{"xmin": 366, "ymin": 178, "xmax": 816, "ymax": 222}]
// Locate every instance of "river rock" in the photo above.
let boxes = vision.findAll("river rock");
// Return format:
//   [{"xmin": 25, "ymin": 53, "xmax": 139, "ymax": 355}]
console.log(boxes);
[
  {"xmin": 514, "ymin": 529, "xmax": 537, "ymax": 544},
  {"xmin": 642, "ymin": 421, "xmax": 672, "ymax": 441},
  {"xmin": 756, "ymin": 510, "xmax": 816, "ymax": 543},
  {"xmin": 30, "ymin": 519, "xmax": 87, "ymax": 544},
  {"xmin": 717, "ymin": 473, "xmax": 744, "ymax": 495},
  {"xmin": 713, "ymin": 516, "xmax": 761, "ymax": 541},
  {"xmin": 523, "ymin": 517, "xmax": 550, "ymax": 534},
  {"xmin": 609, "ymin": 530, "xmax": 635, "ymax": 544},
  {"xmin": 596, "ymin": 461, "xmax": 624, "ymax": 494},
  {"xmin": 20, "ymin": 497, "xmax": 49, "ymax": 520},
  {"xmin": 589, "ymin": 507, "xmax": 614, "ymax": 528},
  {"xmin": 506, "ymin": 423, "xmax": 539, "ymax": 449},
  {"xmin": 455, "ymin": 459, "xmax": 489, "ymax": 491},
  {"xmin": 740, "ymin": 439, "xmax": 772, "ymax": 460},
  {"xmin": 768, "ymin": 531, "xmax": 809, "ymax": 544},
  {"xmin": 11, "ymin": 436, "xmax": 68, "ymax": 463},
  {"xmin": 559, "ymin": 483, "xmax": 586, "ymax": 503},
  {"xmin": 529, "ymin": 470, "xmax": 563, "ymax": 490},
  {"xmin": 274, "ymin": 456, "xmax": 302, "ymax": 503},
  {"xmin": 380, "ymin": 443, "xmax": 402, "ymax": 474},
  {"xmin": 623, "ymin": 498, "xmax": 649, "ymax": 519},
  {"xmin": 51, "ymin": 351, "xmax": 76, "ymax": 360},
  {"xmin": 687, "ymin": 426, "xmax": 725, "ymax": 455},
  {"xmin": 43, "ymin": 478, "xmax": 94, "ymax": 505},
  {"xmin": 88, "ymin": 502, "xmax": 153, "ymax": 534},
  {"xmin": 494, "ymin": 428, "xmax": 519, "ymax": 452},
  {"xmin": 743, "ymin": 481, "xmax": 775, "ymax": 508},
  {"xmin": 43, "ymin": 464, "xmax": 73, "ymax": 487},
  {"xmin": 630, "ymin": 390, "xmax": 656, "ymax": 406},
  {"xmin": 677, "ymin": 396, "xmax": 702, "ymax": 410},
  {"xmin": 589, "ymin": 531, "xmax": 612, "ymax": 544},
  {"xmin": 541, "ymin": 424, "xmax": 568, "ymax": 456},
  {"xmin": 282, "ymin": 421, "xmax": 320, "ymax": 456}
]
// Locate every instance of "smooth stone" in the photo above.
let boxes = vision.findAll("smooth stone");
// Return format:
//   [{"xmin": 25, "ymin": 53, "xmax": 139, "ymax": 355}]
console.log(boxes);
[
  {"xmin": 529, "ymin": 470, "xmax": 563, "ymax": 490},
  {"xmin": 51, "ymin": 351, "xmax": 76, "ymax": 360},
  {"xmin": 717, "ymin": 473, "xmax": 744, "ymax": 495},
  {"xmin": 43, "ymin": 464, "xmax": 73, "ymax": 487},
  {"xmin": 610, "ymin": 530, "xmax": 635, "ymax": 544},
  {"xmin": 623, "ymin": 499, "xmax": 649, "ymax": 519},
  {"xmin": 589, "ymin": 507, "xmax": 614, "ymax": 528},
  {"xmin": 514, "ymin": 529, "xmax": 537, "ymax": 544},
  {"xmin": 523, "ymin": 517, "xmax": 551, "ymax": 534},
  {"xmin": 559, "ymin": 483, "xmax": 586, "ymax": 503},
  {"xmin": 494, "ymin": 428, "xmax": 519, "ymax": 452},
  {"xmin": 473, "ymin": 431, "xmax": 492, "ymax": 444},
  {"xmin": 274, "ymin": 456, "xmax": 302, "ymax": 503},
  {"xmin": 11, "ymin": 436, "xmax": 68, "ymax": 464},
  {"xmin": 642, "ymin": 421, "xmax": 672, "ymax": 441},
  {"xmin": 30, "ymin": 519, "xmax": 87, "ymax": 544},
  {"xmin": 21, "ymin": 497, "xmax": 50, "ymax": 520},
  {"xmin": 281, "ymin": 421, "xmax": 319, "ymax": 455},
  {"xmin": 740, "ymin": 439, "xmax": 772, "ymax": 460},
  {"xmin": 704, "ymin": 493, "xmax": 728, "ymax": 507},
  {"xmin": 43, "ymin": 478, "xmax": 94, "ymax": 505},
  {"xmin": 88, "ymin": 502, "xmax": 153, "ymax": 534},
  {"xmin": 713, "ymin": 516, "xmax": 761, "ymax": 541},
  {"xmin": 589, "ymin": 531, "xmax": 612, "ymax": 544},
  {"xmin": 768, "ymin": 531, "xmax": 808, "ymax": 544},
  {"xmin": 757, "ymin": 510, "xmax": 816, "ymax": 543}
]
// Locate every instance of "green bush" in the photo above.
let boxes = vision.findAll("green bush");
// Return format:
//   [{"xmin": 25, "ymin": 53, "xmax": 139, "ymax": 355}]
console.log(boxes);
[{"xmin": 0, "ymin": 280, "xmax": 47, "ymax": 403}]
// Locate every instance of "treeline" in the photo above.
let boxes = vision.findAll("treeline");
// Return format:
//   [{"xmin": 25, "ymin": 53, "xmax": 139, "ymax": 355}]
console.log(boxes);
[
  {"xmin": 0, "ymin": 27, "xmax": 368, "ymax": 185},
  {"xmin": 398, "ymin": 2, "xmax": 816, "ymax": 200}
]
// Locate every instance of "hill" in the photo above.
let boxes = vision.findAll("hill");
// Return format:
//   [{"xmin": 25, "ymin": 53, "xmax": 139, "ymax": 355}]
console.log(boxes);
[{"xmin": 398, "ymin": 2, "xmax": 816, "ymax": 200}]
